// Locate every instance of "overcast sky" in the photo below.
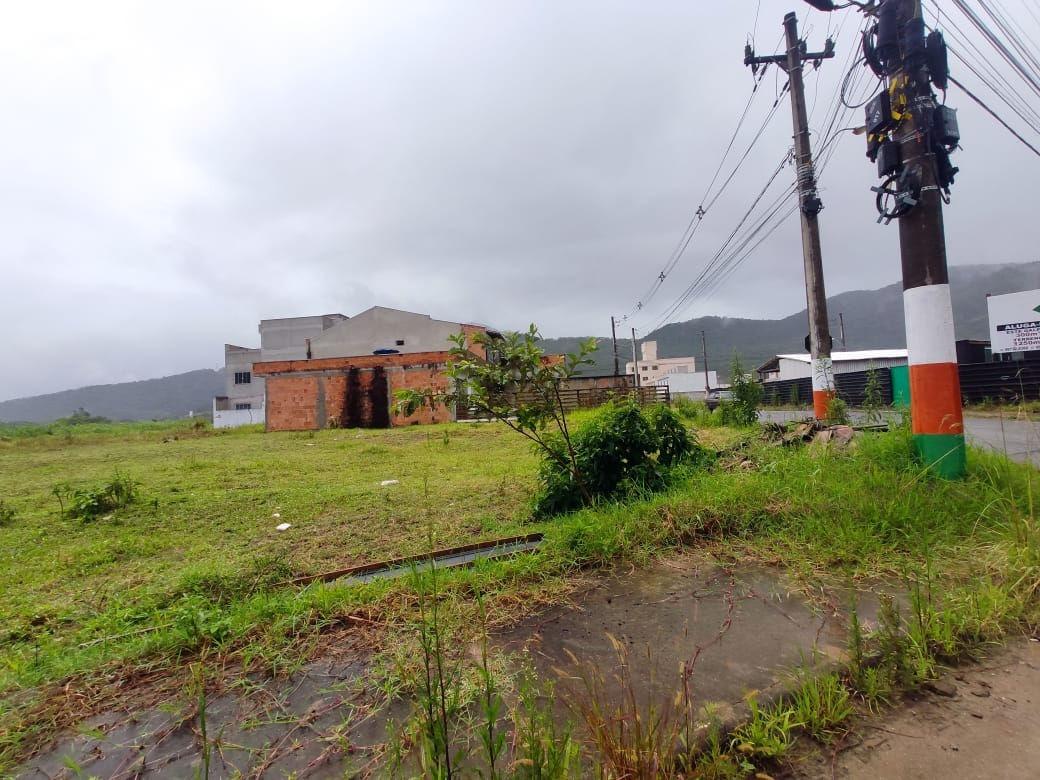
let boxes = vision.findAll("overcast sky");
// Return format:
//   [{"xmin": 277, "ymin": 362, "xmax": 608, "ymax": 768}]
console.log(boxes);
[{"xmin": 2, "ymin": 1, "xmax": 1038, "ymax": 400}]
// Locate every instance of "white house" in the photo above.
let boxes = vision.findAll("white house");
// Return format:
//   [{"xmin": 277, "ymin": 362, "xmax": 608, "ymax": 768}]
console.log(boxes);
[
  {"xmin": 756, "ymin": 349, "xmax": 908, "ymax": 382},
  {"xmin": 625, "ymin": 341, "xmax": 698, "ymax": 386}
]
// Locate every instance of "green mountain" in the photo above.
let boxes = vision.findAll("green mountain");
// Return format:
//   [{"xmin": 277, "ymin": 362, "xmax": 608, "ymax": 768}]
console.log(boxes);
[
  {"xmin": 3, "ymin": 262, "xmax": 1035, "ymax": 423},
  {"xmin": 538, "ymin": 262, "xmax": 1040, "ymax": 379},
  {"xmin": 0, "ymin": 369, "xmax": 224, "ymax": 424}
]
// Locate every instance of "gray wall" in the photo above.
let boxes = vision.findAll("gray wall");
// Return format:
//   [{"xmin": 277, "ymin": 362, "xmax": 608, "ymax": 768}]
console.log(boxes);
[
  {"xmin": 311, "ymin": 307, "xmax": 467, "ymax": 359},
  {"xmin": 223, "ymin": 345, "xmax": 264, "ymax": 408},
  {"xmin": 259, "ymin": 314, "xmax": 348, "ymax": 361}
]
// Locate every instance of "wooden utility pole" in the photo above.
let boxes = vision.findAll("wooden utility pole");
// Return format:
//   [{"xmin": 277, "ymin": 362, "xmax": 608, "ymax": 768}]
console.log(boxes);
[
  {"xmin": 631, "ymin": 327, "xmax": 640, "ymax": 388},
  {"xmin": 889, "ymin": 0, "xmax": 965, "ymax": 477},
  {"xmin": 701, "ymin": 330, "xmax": 712, "ymax": 395},
  {"xmin": 839, "ymin": 312, "xmax": 847, "ymax": 351},
  {"xmin": 610, "ymin": 316, "xmax": 620, "ymax": 376},
  {"xmin": 746, "ymin": 12, "xmax": 836, "ymax": 420},
  {"xmin": 801, "ymin": 0, "xmax": 965, "ymax": 476}
]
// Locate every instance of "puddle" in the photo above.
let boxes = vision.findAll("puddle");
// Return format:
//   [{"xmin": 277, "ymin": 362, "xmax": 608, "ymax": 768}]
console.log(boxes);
[{"xmin": 18, "ymin": 556, "xmax": 887, "ymax": 777}]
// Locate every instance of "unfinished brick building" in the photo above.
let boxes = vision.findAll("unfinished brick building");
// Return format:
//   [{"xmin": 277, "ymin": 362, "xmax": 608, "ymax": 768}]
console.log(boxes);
[{"xmin": 252, "ymin": 351, "xmax": 458, "ymax": 430}]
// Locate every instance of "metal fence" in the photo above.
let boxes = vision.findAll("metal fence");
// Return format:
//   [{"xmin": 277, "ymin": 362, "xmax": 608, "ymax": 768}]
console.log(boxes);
[
  {"xmin": 456, "ymin": 385, "xmax": 669, "ymax": 420},
  {"xmin": 958, "ymin": 360, "xmax": 1040, "ymax": 403},
  {"xmin": 760, "ymin": 360, "xmax": 1040, "ymax": 407},
  {"xmin": 760, "ymin": 368, "xmax": 894, "ymax": 407}
]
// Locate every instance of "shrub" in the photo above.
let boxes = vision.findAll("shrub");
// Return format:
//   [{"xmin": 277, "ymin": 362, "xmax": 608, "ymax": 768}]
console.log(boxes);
[
  {"xmin": 59, "ymin": 473, "xmax": 139, "ymax": 521},
  {"xmin": 863, "ymin": 366, "xmax": 885, "ymax": 425},
  {"xmin": 535, "ymin": 401, "xmax": 699, "ymax": 516},
  {"xmin": 720, "ymin": 354, "xmax": 762, "ymax": 427},
  {"xmin": 826, "ymin": 396, "xmax": 851, "ymax": 425},
  {"xmin": 645, "ymin": 404, "xmax": 695, "ymax": 466}
]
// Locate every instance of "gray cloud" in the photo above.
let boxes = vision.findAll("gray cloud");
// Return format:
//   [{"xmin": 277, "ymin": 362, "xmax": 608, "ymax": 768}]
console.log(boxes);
[{"xmin": 1, "ymin": 1, "xmax": 1038, "ymax": 399}]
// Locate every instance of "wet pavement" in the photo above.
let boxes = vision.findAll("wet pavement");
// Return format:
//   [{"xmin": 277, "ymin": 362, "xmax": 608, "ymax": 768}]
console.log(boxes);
[
  {"xmin": 498, "ymin": 556, "xmax": 879, "ymax": 729},
  {"xmin": 17, "ymin": 556, "xmax": 886, "ymax": 778},
  {"xmin": 18, "ymin": 653, "xmax": 396, "ymax": 779}
]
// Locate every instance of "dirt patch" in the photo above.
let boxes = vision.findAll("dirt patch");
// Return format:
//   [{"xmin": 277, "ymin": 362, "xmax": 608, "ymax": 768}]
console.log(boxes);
[{"xmin": 790, "ymin": 638, "xmax": 1040, "ymax": 779}]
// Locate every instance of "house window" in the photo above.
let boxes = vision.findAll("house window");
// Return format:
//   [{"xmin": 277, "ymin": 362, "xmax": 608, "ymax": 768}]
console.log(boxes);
[
  {"xmin": 234, "ymin": 371, "xmax": 251, "ymax": 384},
  {"xmin": 651, "ymin": 365, "xmax": 658, "ymax": 370},
  {"xmin": 235, "ymin": 403, "xmax": 252, "ymax": 410},
  {"xmin": 395, "ymin": 339, "xmax": 405, "ymax": 346}
]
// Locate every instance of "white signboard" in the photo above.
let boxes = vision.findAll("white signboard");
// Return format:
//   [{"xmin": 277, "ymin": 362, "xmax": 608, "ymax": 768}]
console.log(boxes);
[{"xmin": 988, "ymin": 289, "xmax": 1040, "ymax": 354}]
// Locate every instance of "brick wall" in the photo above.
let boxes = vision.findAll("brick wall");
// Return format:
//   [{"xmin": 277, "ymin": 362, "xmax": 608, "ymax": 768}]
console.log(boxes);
[
  {"xmin": 390, "ymin": 365, "xmax": 454, "ymax": 426},
  {"xmin": 260, "ymin": 353, "xmax": 456, "ymax": 431},
  {"xmin": 265, "ymin": 375, "xmax": 320, "ymax": 431}
]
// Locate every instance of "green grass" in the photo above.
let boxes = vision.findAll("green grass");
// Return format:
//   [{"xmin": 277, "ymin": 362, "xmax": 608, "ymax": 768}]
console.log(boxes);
[
  {"xmin": 1, "ymin": 415, "xmax": 1039, "ymax": 772},
  {"xmin": 0, "ymin": 421, "xmax": 535, "ymax": 678}
]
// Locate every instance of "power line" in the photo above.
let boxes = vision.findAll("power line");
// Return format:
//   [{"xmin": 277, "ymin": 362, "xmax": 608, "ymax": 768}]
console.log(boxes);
[
  {"xmin": 634, "ymin": 15, "xmax": 868, "ymax": 336},
  {"xmin": 929, "ymin": 1, "xmax": 1040, "ymax": 133},
  {"xmin": 620, "ymin": 67, "xmax": 784, "ymax": 321},
  {"xmin": 949, "ymin": 73, "xmax": 1040, "ymax": 157}
]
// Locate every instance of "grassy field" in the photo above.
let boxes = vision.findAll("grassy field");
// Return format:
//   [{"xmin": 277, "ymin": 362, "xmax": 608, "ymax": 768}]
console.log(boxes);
[
  {"xmin": 0, "ymin": 420, "xmax": 539, "ymax": 663},
  {"xmin": 1, "ymin": 414, "xmax": 1038, "ymax": 773}
]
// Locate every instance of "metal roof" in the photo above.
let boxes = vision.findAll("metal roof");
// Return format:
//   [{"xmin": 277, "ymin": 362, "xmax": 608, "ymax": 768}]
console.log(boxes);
[{"xmin": 774, "ymin": 349, "xmax": 908, "ymax": 364}]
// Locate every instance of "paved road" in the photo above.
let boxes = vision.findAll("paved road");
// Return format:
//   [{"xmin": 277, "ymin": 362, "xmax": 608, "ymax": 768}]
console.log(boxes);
[{"xmin": 759, "ymin": 409, "xmax": 1040, "ymax": 465}]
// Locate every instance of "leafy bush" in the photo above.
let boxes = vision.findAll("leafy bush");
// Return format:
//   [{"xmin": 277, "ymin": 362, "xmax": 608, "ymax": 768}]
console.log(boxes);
[
  {"xmin": 720, "ymin": 354, "xmax": 762, "ymax": 427},
  {"xmin": 826, "ymin": 396, "xmax": 851, "ymax": 425},
  {"xmin": 535, "ymin": 401, "xmax": 699, "ymax": 516},
  {"xmin": 645, "ymin": 404, "xmax": 695, "ymax": 466},
  {"xmin": 863, "ymin": 366, "xmax": 885, "ymax": 425},
  {"xmin": 57, "ymin": 473, "xmax": 139, "ymax": 521}
]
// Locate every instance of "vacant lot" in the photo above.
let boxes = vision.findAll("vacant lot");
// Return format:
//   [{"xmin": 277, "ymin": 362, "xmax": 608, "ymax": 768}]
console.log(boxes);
[
  {"xmin": 2, "ymin": 415, "xmax": 1038, "ymax": 774},
  {"xmin": 0, "ymin": 421, "xmax": 539, "ymax": 666}
]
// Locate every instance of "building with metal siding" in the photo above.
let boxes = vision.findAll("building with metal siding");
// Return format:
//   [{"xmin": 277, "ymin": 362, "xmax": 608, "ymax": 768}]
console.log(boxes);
[{"xmin": 757, "ymin": 350, "xmax": 908, "ymax": 383}]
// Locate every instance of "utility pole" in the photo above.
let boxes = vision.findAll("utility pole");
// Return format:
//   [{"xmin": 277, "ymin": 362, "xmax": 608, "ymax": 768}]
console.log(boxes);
[
  {"xmin": 701, "ymin": 330, "xmax": 712, "ymax": 395},
  {"xmin": 631, "ymin": 327, "xmax": 640, "ymax": 388},
  {"xmin": 610, "ymin": 316, "xmax": 620, "ymax": 376},
  {"xmin": 746, "ymin": 13, "xmax": 836, "ymax": 421},
  {"xmin": 888, "ymin": 0, "xmax": 965, "ymax": 477},
  {"xmin": 800, "ymin": 0, "xmax": 965, "ymax": 476},
  {"xmin": 839, "ymin": 312, "xmax": 847, "ymax": 351}
]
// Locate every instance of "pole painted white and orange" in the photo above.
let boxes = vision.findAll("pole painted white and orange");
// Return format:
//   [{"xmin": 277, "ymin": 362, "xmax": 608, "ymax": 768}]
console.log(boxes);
[
  {"xmin": 902, "ymin": 282, "xmax": 966, "ymax": 477},
  {"xmin": 811, "ymin": 356, "xmax": 835, "ymax": 420}
]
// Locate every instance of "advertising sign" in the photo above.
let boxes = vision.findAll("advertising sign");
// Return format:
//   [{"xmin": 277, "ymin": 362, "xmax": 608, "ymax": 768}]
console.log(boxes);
[{"xmin": 988, "ymin": 289, "xmax": 1040, "ymax": 354}]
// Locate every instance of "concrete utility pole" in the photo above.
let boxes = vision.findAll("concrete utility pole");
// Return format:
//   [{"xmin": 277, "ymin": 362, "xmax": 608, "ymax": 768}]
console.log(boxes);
[
  {"xmin": 610, "ymin": 316, "xmax": 620, "ymax": 376},
  {"xmin": 701, "ymin": 330, "xmax": 712, "ymax": 394},
  {"xmin": 631, "ymin": 327, "xmax": 640, "ymax": 388},
  {"xmin": 839, "ymin": 312, "xmax": 847, "ymax": 351},
  {"xmin": 746, "ymin": 13, "xmax": 836, "ymax": 420},
  {"xmin": 890, "ymin": 0, "xmax": 965, "ymax": 477}
]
